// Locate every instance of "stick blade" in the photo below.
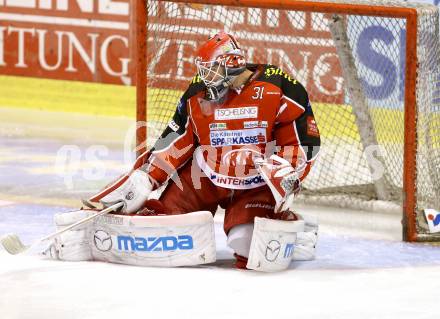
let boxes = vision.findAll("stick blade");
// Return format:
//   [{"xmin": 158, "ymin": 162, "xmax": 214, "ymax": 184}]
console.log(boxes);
[{"xmin": 1, "ymin": 233, "xmax": 28, "ymax": 255}]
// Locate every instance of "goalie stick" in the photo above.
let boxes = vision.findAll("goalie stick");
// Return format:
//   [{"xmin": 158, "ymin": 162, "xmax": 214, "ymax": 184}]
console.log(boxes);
[{"xmin": 0, "ymin": 202, "xmax": 123, "ymax": 255}]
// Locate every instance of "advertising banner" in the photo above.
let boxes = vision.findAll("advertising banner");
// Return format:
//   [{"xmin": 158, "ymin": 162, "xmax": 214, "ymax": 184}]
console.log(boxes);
[
  {"xmin": 0, "ymin": 0, "xmax": 133, "ymax": 85},
  {"xmin": 0, "ymin": 0, "xmax": 438, "ymax": 105}
]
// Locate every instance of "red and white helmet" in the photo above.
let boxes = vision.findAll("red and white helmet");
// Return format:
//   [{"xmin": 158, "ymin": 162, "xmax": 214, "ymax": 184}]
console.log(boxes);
[{"xmin": 195, "ymin": 31, "xmax": 246, "ymax": 101}]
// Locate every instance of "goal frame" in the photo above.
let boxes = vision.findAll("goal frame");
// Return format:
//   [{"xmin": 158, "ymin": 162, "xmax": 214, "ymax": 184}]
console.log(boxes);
[{"xmin": 136, "ymin": 0, "xmax": 420, "ymax": 242}]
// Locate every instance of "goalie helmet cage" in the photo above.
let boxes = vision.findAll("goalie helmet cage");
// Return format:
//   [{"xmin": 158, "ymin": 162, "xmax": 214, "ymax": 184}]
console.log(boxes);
[{"xmin": 135, "ymin": 0, "xmax": 440, "ymax": 242}]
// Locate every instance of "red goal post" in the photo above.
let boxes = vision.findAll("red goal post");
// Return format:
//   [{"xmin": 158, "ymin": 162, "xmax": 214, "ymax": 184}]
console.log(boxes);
[{"xmin": 135, "ymin": 0, "xmax": 440, "ymax": 242}]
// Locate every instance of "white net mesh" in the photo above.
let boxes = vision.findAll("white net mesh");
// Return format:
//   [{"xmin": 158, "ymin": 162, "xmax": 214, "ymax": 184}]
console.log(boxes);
[{"xmin": 143, "ymin": 0, "xmax": 440, "ymax": 240}]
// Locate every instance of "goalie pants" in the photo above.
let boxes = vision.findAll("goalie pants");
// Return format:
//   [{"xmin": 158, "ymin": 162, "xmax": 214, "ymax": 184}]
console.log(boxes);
[{"xmin": 158, "ymin": 160, "xmax": 276, "ymax": 234}]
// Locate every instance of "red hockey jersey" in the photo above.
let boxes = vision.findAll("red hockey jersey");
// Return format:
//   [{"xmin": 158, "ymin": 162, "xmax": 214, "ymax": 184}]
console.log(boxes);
[{"xmin": 145, "ymin": 64, "xmax": 321, "ymax": 190}]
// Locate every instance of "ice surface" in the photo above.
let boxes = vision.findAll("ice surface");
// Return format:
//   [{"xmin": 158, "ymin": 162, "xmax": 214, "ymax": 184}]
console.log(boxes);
[{"xmin": 1, "ymin": 204, "xmax": 440, "ymax": 319}]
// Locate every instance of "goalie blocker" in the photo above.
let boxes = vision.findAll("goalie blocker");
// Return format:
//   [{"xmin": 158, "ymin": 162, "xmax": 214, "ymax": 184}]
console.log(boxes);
[{"xmin": 43, "ymin": 210, "xmax": 216, "ymax": 267}]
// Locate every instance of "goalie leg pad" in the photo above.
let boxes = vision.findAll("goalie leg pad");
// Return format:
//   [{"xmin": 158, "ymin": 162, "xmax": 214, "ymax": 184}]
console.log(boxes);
[
  {"xmin": 43, "ymin": 209, "xmax": 94, "ymax": 261},
  {"xmin": 90, "ymin": 211, "xmax": 216, "ymax": 267},
  {"xmin": 246, "ymin": 217, "xmax": 304, "ymax": 272}
]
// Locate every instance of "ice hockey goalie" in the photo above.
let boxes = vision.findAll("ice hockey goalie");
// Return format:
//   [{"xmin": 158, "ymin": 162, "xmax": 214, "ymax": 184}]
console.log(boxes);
[{"xmin": 48, "ymin": 31, "xmax": 321, "ymax": 272}]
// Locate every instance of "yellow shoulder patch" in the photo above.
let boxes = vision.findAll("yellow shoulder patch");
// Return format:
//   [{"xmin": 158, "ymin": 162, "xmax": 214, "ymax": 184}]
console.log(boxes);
[{"xmin": 264, "ymin": 67, "xmax": 297, "ymax": 84}]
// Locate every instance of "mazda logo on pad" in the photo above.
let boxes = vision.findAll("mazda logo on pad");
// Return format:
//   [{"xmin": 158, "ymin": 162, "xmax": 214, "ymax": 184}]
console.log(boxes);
[
  {"xmin": 94, "ymin": 230, "xmax": 112, "ymax": 252},
  {"xmin": 265, "ymin": 240, "xmax": 281, "ymax": 262}
]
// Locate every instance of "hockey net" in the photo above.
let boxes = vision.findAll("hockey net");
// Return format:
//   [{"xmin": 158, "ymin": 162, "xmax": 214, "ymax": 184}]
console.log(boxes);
[{"xmin": 137, "ymin": 0, "xmax": 440, "ymax": 241}]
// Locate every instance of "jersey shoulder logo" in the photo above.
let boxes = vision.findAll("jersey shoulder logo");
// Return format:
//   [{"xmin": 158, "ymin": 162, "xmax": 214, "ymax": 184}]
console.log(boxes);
[{"xmin": 264, "ymin": 66, "xmax": 297, "ymax": 85}]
